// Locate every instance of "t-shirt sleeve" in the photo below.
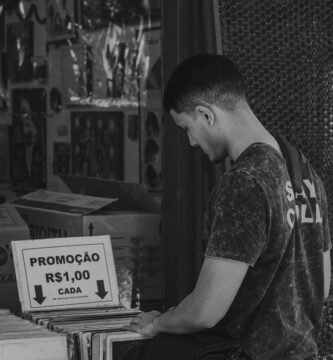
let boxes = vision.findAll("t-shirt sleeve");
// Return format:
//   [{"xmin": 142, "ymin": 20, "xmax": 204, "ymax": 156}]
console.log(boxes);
[{"xmin": 205, "ymin": 171, "xmax": 268, "ymax": 266}]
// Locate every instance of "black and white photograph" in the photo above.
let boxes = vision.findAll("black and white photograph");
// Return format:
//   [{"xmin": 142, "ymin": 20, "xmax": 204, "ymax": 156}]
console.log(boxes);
[{"xmin": 1, "ymin": 1, "xmax": 333, "ymax": 360}]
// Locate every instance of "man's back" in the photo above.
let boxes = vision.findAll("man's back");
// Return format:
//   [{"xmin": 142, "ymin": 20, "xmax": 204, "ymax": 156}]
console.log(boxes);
[{"xmin": 204, "ymin": 143, "xmax": 331, "ymax": 359}]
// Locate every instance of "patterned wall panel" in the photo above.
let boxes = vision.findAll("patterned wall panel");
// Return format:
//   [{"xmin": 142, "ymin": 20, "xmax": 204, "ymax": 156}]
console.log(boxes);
[
  {"xmin": 217, "ymin": 0, "xmax": 333, "ymax": 228},
  {"xmin": 217, "ymin": 1, "xmax": 333, "ymax": 357}
]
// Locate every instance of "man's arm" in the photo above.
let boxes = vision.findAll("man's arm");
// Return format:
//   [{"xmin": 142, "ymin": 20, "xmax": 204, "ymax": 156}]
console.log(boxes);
[
  {"xmin": 129, "ymin": 256, "xmax": 248, "ymax": 336},
  {"xmin": 324, "ymin": 249, "xmax": 331, "ymax": 299}
]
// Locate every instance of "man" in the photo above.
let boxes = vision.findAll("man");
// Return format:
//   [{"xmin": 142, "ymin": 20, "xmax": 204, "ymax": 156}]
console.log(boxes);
[{"xmin": 129, "ymin": 54, "xmax": 332, "ymax": 359}]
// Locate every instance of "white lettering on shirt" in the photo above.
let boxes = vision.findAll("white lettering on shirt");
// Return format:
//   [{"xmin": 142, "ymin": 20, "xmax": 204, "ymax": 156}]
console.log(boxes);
[{"xmin": 286, "ymin": 179, "xmax": 322, "ymax": 227}]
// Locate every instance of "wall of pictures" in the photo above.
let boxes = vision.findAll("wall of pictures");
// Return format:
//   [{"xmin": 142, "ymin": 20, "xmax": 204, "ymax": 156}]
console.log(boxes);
[{"xmin": 0, "ymin": 0, "xmax": 162, "ymax": 202}]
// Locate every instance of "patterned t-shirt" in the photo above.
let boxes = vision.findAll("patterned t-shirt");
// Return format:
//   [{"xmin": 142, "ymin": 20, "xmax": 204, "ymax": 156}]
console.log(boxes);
[{"xmin": 204, "ymin": 143, "xmax": 331, "ymax": 360}]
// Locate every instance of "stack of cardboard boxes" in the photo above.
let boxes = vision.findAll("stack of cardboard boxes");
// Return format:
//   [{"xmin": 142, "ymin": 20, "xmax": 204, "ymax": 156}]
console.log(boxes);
[
  {"xmin": 0, "ymin": 204, "xmax": 30, "ymax": 313},
  {"xmin": 0, "ymin": 182, "xmax": 163, "ymax": 313}
]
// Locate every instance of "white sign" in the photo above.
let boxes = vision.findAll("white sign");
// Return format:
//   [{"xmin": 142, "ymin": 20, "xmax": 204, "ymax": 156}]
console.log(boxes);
[{"xmin": 12, "ymin": 235, "xmax": 120, "ymax": 312}]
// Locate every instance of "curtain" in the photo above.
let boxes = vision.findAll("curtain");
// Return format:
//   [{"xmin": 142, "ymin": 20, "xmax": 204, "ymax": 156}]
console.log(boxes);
[{"xmin": 162, "ymin": 0, "xmax": 220, "ymax": 306}]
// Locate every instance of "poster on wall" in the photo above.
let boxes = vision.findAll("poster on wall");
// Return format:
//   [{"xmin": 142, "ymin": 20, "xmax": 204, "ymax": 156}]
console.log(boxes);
[
  {"xmin": 81, "ymin": 23, "xmax": 142, "ymax": 105},
  {"xmin": 10, "ymin": 88, "xmax": 47, "ymax": 190},
  {"xmin": 62, "ymin": 44, "xmax": 92, "ymax": 105},
  {"xmin": 6, "ymin": 21, "xmax": 34, "ymax": 83},
  {"xmin": 78, "ymin": 1, "xmax": 160, "ymax": 106},
  {"xmin": 46, "ymin": 0, "xmax": 78, "ymax": 42},
  {"xmin": 71, "ymin": 111, "xmax": 124, "ymax": 180}
]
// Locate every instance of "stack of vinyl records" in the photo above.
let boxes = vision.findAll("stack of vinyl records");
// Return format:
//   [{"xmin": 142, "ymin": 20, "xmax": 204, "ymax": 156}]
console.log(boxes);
[
  {"xmin": 23, "ymin": 306, "xmax": 151, "ymax": 360},
  {"xmin": 10, "ymin": 235, "xmax": 153, "ymax": 360},
  {"xmin": 0, "ymin": 308, "xmax": 68, "ymax": 360}
]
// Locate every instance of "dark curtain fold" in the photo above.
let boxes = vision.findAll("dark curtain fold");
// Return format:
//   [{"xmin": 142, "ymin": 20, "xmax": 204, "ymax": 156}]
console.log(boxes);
[{"xmin": 162, "ymin": 0, "xmax": 220, "ymax": 307}]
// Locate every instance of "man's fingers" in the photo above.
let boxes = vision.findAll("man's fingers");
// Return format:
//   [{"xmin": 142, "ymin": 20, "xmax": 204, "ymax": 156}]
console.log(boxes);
[
  {"xmin": 130, "ymin": 318, "xmax": 140, "ymax": 326},
  {"xmin": 123, "ymin": 324, "xmax": 133, "ymax": 331},
  {"xmin": 127, "ymin": 322, "xmax": 139, "ymax": 332}
]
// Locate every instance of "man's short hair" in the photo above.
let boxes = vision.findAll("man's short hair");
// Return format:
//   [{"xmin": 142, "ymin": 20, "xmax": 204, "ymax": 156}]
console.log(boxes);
[{"xmin": 163, "ymin": 53, "xmax": 246, "ymax": 113}]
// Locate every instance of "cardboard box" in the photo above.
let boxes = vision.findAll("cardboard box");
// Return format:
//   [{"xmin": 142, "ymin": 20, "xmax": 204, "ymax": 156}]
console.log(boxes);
[
  {"xmin": 0, "ymin": 204, "xmax": 30, "ymax": 312},
  {"xmin": 10, "ymin": 190, "xmax": 163, "ymax": 307}
]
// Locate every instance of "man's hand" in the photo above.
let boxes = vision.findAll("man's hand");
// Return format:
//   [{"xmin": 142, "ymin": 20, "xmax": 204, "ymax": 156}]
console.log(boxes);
[{"xmin": 128, "ymin": 310, "xmax": 161, "ymax": 337}]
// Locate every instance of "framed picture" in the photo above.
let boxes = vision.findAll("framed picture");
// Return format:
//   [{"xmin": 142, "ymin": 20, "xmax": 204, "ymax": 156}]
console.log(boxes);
[
  {"xmin": 6, "ymin": 21, "xmax": 34, "ymax": 83},
  {"xmin": 71, "ymin": 111, "xmax": 124, "ymax": 180},
  {"xmin": 10, "ymin": 88, "xmax": 47, "ymax": 189},
  {"xmin": 46, "ymin": 0, "xmax": 78, "ymax": 42}
]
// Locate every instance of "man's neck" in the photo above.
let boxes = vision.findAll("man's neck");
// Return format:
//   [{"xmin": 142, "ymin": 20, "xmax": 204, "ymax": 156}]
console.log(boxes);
[{"xmin": 227, "ymin": 109, "xmax": 281, "ymax": 162}]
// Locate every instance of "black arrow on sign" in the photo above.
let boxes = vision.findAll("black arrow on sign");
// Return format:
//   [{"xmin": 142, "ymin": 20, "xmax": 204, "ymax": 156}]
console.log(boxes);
[
  {"xmin": 33, "ymin": 285, "xmax": 46, "ymax": 304},
  {"xmin": 88, "ymin": 222, "xmax": 94, "ymax": 236},
  {"xmin": 96, "ymin": 280, "xmax": 108, "ymax": 299}
]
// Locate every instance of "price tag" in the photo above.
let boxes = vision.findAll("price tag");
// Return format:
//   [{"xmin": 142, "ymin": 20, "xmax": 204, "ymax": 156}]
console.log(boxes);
[{"xmin": 12, "ymin": 235, "xmax": 119, "ymax": 312}]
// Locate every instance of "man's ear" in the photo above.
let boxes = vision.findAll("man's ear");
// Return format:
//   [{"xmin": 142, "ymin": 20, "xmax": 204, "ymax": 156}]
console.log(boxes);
[{"xmin": 195, "ymin": 105, "xmax": 215, "ymax": 126}]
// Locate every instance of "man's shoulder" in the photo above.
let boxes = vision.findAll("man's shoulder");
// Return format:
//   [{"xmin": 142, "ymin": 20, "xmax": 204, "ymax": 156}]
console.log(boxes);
[
  {"xmin": 214, "ymin": 168, "xmax": 269, "ymax": 210},
  {"xmin": 235, "ymin": 143, "xmax": 285, "ymax": 174},
  {"xmin": 226, "ymin": 145, "xmax": 286, "ymax": 189}
]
